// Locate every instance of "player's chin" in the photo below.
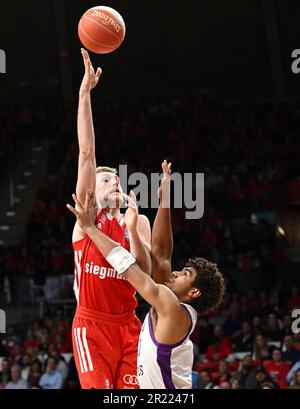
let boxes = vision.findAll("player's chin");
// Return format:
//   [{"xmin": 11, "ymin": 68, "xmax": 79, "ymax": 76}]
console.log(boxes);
[
  {"xmin": 164, "ymin": 281, "xmax": 173, "ymax": 290},
  {"xmin": 108, "ymin": 193, "xmax": 123, "ymax": 208}
]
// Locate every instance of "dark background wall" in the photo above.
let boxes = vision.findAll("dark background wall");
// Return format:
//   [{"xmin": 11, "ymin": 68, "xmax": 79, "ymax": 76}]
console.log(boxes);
[{"xmin": 1, "ymin": 0, "xmax": 300, "ymax": 103}]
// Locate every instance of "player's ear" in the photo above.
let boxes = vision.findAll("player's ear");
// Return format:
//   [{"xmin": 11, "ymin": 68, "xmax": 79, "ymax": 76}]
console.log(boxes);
[{"xmin": 189, "ymin": 288, "xmax": 201, "ymax": 300}]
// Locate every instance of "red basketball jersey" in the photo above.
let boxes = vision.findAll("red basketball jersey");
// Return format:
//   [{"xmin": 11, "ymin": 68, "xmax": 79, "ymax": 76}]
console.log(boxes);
[{"xmin": 73, "ymin": 209, "xmax": 137, "ymax": 314}]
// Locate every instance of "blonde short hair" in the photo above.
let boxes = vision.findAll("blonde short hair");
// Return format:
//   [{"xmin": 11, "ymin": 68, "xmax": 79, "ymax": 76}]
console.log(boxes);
[{"xmin": 96, "ymin": 166, "xmax": 118, "ymax": 175}]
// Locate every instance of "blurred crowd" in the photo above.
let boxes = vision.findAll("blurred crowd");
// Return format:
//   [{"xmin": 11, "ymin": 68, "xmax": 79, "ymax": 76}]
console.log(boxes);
[
  {"xmin": 190, "ymin": 287, "xmax": 300, "ymax": 389},
  {"xmin": 0, "ymin": 287, "xmax": 299, "ymax": 389},
  {"xmin": 1, "ymin": 97, "xmax": 299, "ymax": 299},
  {"xmin": 0, "ymin": 309, "xmax": 79, "ymax": 389},
  {"xmin": 0, "ymin": 96, "xmax": 299, "ymax": 388}
]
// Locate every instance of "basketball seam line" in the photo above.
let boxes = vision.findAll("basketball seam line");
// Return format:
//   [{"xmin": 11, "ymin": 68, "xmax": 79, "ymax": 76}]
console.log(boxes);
[
  {"xmin": 79, "ymin": 23, "xmax": 116, "ymax": 49},
  {"xmin": 83, "ymin": 14, "xmax": 123, "ymax": 42}
]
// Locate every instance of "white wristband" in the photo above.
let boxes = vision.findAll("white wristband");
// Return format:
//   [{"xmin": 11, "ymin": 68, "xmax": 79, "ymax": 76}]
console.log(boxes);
[{"xmin": 106, "ymin": 246, "xmax": 136, "ymax": 275}]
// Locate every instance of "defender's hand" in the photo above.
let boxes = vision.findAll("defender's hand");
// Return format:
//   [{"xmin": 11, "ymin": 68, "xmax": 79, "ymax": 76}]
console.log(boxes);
[
  {"xmin": 158, "ymin": 160, "xmax": 172, "ymax": 204},
  {"xmin": 67, "ymin": 190, "xmax": 98, "ymax": 231},
  {"xmin": 124, "ymin": 191, "xmax": 138, "ymax": 232},
  {"xmin": 79, "ymin": 48, "xmax": 102, "ymax": 94}
]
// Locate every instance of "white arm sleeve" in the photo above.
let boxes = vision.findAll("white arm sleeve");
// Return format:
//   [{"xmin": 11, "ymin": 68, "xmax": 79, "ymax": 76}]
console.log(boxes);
[{"xmin": 106, "ymin": 246, "xmax": 136, "ymax": 275}]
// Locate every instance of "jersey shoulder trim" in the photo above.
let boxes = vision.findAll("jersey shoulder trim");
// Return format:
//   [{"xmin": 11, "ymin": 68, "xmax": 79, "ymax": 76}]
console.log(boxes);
[{"xmin": 147, "ymin": 308, "xmax": 192, "ymax": 350}]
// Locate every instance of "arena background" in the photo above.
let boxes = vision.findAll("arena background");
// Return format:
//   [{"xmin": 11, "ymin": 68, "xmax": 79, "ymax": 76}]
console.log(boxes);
[{"xmin": 0, "ymin": 0, "xmax": 300, "ymax": 390}]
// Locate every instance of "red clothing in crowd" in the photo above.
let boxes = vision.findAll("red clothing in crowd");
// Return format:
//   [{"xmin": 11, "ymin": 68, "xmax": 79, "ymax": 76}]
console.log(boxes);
[
  {"xmin": 263, "ymin": 360, "xmax": 290, "ymax": 388},
  {"xmin": 205, "ymin": 338, "xmax": 232, "ymax": 362}
]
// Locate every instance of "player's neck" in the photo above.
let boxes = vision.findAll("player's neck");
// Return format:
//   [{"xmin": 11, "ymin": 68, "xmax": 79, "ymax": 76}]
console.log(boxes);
[{"xmin": 104, "ymin": 207, "xmax": 121, "ymax": 219}]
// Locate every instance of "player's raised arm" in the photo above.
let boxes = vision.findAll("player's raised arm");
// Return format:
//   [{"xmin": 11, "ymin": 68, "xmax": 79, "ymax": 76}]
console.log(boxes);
[
  {"xmin": 151, "ymin": 160, "xmax": 173, "ymax": 284},
  {"xmin": 76, "ymin": 49, "xmax": 102, "ymax": 207},
  {"xmin": 67, "ymin": 192, "xmax": 177, "ymax": 315}
]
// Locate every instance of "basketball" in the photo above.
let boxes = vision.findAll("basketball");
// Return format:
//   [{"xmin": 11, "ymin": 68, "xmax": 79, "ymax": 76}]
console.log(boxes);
[{"xmin": 78, "ymin": 6, "xmax": 126, "ymax": 54}]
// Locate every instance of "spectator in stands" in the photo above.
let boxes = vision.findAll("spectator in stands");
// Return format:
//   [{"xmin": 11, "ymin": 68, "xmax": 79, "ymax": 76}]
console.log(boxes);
[
  {"xmin": 256, "ymin": 292, "xmax": 273, "ymax": 317},
  {"xmin": 32, "ymin": 321, "xmax": 43, "ymax": 340},
  {"xmin": 213, "ymin": 360, "xmax": 232, "ymax": 387},
  {"xmin": 286, "ymin": 361, "xmax": 300, "ymax": 385},
  {"xmin": 20, "ymin": 353, "xmax": 32, "ymax": 381},
  {"xmin": 39, "ymin": 357, "xmax": 63, "ymax": 389},
  {"xmin": 287, "ymin": 369, "xmax": 300, "ymax": 389},
  {"xmin": 260, "ymin": 381, "xmax": 276, "ymax": 389},
  {"xmin": 255, "ymin": 366, "xmax": 278, "ymax": 389},
  {"xmin": 205, "ymin": 325, "xmax": 232, "ymax": 362},
  {"xmin": 232, "ymin": 322, "xmax": 253, "ymax": 352},
  {"xmin": 53, "ymin": 333, "xmax": 69, "ymax": 354},
  {"xmin": 44, "ymin": 318, "xmax": 55, "ymax": 336},
  {"xmin": 27, "ymin": 359, "xmax": 43, "ymax": 388},
  {"xmin": 247, "ymin": 291, "xmax": 260, "ymax": 313},
  {"xmin": 235, "ymin": 355, "xmax": 257, "ymax": 389},
  {"xmin": 253, "ymin": 334, "xmax": 272, "ymax": 362},
  {"xmin": 11, "ymin": 344, "xmax": 23, "ymax": 366},
  {"xmin": 53, "ymin": 321, "xmax": 72, "ymax": 352},
  {"xmin": 38, "ymin": 328, "xmax": 50, "ymax": 354},
  {"xmin": 223, "ymin": 303, "xmax": 243, "ymax": 338},
  {"xmin": 264, "ymin": 348, "xmax": 290, "ymax": 388},
  {"xmin": 240, "ymin": 295, "xmax": 252, "ymax": 321},
  {"xmin": 5, "ymin": 365, "xmax": 28, "ymax": 389},
  {"xmin": 198, "ymin": 370, "xmax": 214, "ymax": 389},
  {"xmin": 282, "ymin": 335, "xmax": 299, "ymax": 365},
  {"xmin": 230, "ymin": 377, "xmax": 240, "ymax": 389},
  {"xmin": 46, "ymin": 344, "xmax": 68, "ymax": 381},
  {"xmin": 197, "ymin": 318, "xmax": 214, "ymax": 353},
  {"xmin": 279, "ymin": 315, "xmax": 293, "ymax": 338},
  {"xmin": 0, "ymin": 358, "xmax": 11, "ymax": 388},
  {"xmin": 219, "ymin": 381, "xmax": 231, "ymax": 389},
  {"xmin": 22, "ymin": 328, "xmax": 38, "ymax": 353},
  {"xmin": 252, "ymin": 316, "xmax": 266, "ymax": 336},
  {"xmin": 207, "ymin": 305, "xmax": 226, "ymax": 327},
  {"xmin": 265, "ymin": 314, "xmax": 282, "ymax": 342}
]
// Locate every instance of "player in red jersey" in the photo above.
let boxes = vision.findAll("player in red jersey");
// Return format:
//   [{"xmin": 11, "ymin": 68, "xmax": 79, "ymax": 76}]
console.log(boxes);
[{"xmin": 71, "ymin": 49, "xmax": 151, "ymax": 389}]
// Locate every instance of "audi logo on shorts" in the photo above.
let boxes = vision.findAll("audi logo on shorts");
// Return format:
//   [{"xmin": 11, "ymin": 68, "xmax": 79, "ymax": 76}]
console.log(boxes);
[{"xmin": 123, "ymin": 374, "xmax": 139, "ymax": 385}]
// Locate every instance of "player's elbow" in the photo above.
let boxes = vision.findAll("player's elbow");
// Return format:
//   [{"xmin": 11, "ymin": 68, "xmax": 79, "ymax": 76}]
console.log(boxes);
[
  {"xmin": 151, "ymin": 249, "xmax": 168, "ymax": 269},
  {"xmin": 151, "ymin": 257, "xmax": 171, "ymax": 284},
  {"xmin": 151, "ymin": 242, "xmax": 171, "ymax": 261}
]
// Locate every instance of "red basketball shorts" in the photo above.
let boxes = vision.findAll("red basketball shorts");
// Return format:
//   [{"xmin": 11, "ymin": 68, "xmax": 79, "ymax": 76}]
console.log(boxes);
[{"xmin": 72, "ymin": 305, "xmax": 141, "ymax": 389}]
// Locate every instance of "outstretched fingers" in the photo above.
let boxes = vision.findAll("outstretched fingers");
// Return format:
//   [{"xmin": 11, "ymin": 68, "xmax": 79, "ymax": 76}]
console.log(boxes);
[
  {"xmin": 72, "ymin": 193, "xmax": 84, "ymax": 211},
  {"xmin": 129, "ymin": 189, "xmax": 137, "ymax": 203},
  {"xmin": 81, "ymin": 48, "xmax": 90, "ymax": 69},
  {"xmin": 95, "ymin": 67, "xmax": 102, "ymax": 80},
  {"xmin": 123, "ymin": 190, "xmax": 137, "ymax": 209},
  {"xmin": 66, "ymin": 203, "xmax": 78, "ymax": 216},
  {"xmin": 162, "ymin": 159, "xmax": 172, "ymax": 175}
]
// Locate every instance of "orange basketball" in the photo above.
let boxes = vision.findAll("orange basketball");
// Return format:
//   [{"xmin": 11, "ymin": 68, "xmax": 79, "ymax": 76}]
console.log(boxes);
[{"xmin": 78, "ymin": 6, "xmax": 126, "ymax": 54}]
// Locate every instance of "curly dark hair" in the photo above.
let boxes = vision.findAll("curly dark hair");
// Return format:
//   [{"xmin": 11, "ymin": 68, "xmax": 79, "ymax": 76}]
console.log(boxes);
[{"xmin": 186, "ymin": 257, "xmax": 225, "ymax": 315}]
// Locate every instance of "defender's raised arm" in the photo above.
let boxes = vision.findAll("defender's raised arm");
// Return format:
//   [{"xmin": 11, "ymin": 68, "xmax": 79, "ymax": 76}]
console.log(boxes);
[{"xmin": 151, "ymin": 160, "xmax": 173, "ymax": 284}]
